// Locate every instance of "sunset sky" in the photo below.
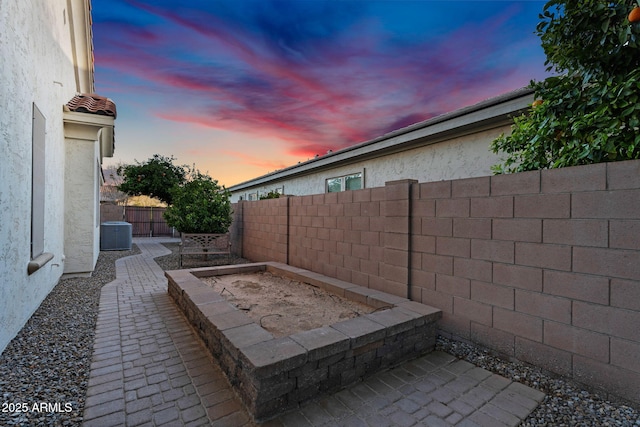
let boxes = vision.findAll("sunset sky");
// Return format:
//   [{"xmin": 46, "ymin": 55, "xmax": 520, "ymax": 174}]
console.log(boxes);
[{"xmin": 93, "ymin": 0, "xmax": 550, "ymax": 187}]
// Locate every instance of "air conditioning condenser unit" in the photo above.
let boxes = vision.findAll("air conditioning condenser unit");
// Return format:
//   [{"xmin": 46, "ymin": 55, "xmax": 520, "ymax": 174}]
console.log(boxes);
[{"xmin": 100, "ymin": 221, "xmax": 132, "ymax": 251}]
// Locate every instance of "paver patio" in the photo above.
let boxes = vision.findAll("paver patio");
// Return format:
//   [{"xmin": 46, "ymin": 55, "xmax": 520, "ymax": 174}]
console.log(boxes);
[{"xmin": 83, "ymin": 237, "xmax": 544, "ymax": 426}]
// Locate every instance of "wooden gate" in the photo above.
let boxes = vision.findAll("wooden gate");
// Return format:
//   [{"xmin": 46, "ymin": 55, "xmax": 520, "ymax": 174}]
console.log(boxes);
[{"xmin": 124, "ymin": 206, "xmax": 176, "ymax": 237}]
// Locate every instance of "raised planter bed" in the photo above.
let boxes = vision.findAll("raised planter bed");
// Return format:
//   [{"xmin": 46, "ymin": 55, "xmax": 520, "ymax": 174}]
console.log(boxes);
[{"xmin": 166, "ymin": 262, "xmax": 441, "ymax": 422}]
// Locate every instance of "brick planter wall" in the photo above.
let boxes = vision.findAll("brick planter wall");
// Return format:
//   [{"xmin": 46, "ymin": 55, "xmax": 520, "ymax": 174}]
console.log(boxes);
[
  {"xmin": 167, "ymin": 262, "xmax": 441, "ymax": 421},
  {"xmin": 231, "ymin": 159, "xmax": 640, "ymax": 405}
]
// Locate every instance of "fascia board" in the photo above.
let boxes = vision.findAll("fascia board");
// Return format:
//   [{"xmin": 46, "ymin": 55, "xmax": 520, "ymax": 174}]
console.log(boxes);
[
  {"xmin": 63, "ymin": 110, "xmax": 114, "ymax": 147},
  {"xmin": 67, "ymin": 0, "xmax": 95, "ymax": 93}
]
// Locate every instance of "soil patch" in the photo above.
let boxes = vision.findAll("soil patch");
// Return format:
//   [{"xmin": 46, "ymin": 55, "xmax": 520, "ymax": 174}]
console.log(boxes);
[{"xmin": 203, "ymin": 271, "xmax": 375, "ymax": 338}]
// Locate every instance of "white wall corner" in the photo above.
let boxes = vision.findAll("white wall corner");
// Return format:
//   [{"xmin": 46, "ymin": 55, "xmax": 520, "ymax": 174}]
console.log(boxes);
[{"xmin": 63, "ymin": 110, "xmax": 114, "ymax": 162}]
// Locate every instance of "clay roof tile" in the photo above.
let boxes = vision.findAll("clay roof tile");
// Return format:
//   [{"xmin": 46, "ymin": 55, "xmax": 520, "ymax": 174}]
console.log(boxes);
[{"xmin": 66, "ymin": 93, "xmax": 117, "ymax": 119}]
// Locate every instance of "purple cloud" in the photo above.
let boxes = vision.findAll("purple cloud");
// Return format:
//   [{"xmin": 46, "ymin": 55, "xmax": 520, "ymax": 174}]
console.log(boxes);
[{"xmin": 93, "ymin": 0, "xmax": 548, "ymax": 171}]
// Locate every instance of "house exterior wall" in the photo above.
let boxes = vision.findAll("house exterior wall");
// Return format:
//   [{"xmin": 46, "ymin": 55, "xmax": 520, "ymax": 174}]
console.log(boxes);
[
  {"xmin": 0, "ymin": 1, "xmax": 95, "ymax": 352},
  {"xmin": 230, "ymin": 159, "xmax": 640, "ymax": 405},
  {"xmin": 63, "ymin": 133, "xmax": 101, "ymax": 274},
  {"xmin": 62, "ymin": 113, "xmax": 115, "ymax": 274},
  {"xmin": 230, "ymin": 125, "xmax": 511, "ymax": 202},
  {"xmin": 228, "ymin": 89, "xmax": 535, "ymax": 202}
]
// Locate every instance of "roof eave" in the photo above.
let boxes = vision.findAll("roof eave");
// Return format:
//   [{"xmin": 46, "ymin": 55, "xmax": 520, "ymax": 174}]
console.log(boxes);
[{"xmin": 228, "ymin": 88, "xmax": 534, "ymax": 192}]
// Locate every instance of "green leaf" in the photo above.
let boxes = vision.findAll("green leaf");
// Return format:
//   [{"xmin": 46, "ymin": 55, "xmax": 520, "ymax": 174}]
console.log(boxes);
[{"xmin": 491, "ymin": 2, "xmax": 640, "ymax": 174}]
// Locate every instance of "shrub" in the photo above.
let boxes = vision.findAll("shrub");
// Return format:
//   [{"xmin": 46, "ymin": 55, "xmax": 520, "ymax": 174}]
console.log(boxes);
[
  {"xmin": 259, "ymin": 190, "xmax": 281, "ymax": 199},
  {"xmin": 163, "ymin": 172, "xmax": 233, "ymax": 234}
]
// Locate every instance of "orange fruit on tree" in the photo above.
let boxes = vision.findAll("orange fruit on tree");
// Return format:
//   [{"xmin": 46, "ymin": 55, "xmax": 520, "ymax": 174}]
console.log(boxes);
[
  {"xmin": 532, "ymin": 99, "xmax": 544, "ymax": 108},
  {"xmin": 629, "ymin": 7, "xmax": 640, "ymax": 23}
]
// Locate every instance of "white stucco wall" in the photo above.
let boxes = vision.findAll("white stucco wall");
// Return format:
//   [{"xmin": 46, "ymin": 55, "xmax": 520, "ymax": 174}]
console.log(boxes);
[
  {"xmin": 0, "ymin": 2, "xmax": 88, "ymax": 352},
  {"xmin": 64, "ymin": 135, "xmax": 100, "ymax": 275},
  {"xmin": 230, "ymin": 124, "xmax": 511, "ymax": 202},
  {"xmin": 62, "ymin": 114, "xmax": 114, "ymax": 275}
]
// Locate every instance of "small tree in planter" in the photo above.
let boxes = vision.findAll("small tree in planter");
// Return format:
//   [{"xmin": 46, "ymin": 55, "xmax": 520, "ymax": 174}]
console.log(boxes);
[{"xmin": 164, "ymin": 171, "xmax": 232, "ymax": 234}]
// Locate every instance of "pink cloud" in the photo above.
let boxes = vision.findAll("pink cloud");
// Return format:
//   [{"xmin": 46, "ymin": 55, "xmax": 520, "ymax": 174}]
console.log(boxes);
[
  {"xmin": 221, "ymin": 151, "xmax": 289, "ymax": 171},
  {"xmin": 96, "ymin": 1, "xmax": 546, "ymax": 165}
]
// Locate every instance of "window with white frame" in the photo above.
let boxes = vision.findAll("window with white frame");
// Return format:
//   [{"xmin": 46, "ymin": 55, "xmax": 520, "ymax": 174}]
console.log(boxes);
[
  {"xmin": 326, "ymin": 172, "xmax": 363, "ymax": 193},
  {"xmin": 248, "ymin": 192, "xmax": 258, "ymax": 201}
]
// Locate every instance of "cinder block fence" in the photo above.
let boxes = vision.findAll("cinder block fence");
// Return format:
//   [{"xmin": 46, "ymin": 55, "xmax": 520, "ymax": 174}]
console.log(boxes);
[{"xmin": 229, "ymin": 159, "xmax": 640, "ymax": 405}]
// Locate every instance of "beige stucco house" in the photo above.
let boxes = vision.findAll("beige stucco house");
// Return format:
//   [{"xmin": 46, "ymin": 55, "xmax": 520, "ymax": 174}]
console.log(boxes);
[
  {"xmin": 0, "ymin": 0, "xmax": 116, "ymax": 352},
  {"xmin": 228, "ymin": 88, "xmax": 534, "ymax": 202}
]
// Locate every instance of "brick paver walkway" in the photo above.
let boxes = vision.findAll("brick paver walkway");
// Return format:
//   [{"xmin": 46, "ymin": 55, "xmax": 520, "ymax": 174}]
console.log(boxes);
[{"xmin": 83, "ymin": 238, "xmax": 544, "ymax": 426}]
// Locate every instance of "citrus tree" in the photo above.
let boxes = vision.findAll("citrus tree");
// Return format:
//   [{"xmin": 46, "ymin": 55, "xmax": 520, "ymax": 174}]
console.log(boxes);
[
  {"xmin": 491, "ymin": 0, "xmax": 640, "ymax": 173},
  {"xmin": 163, "ymin": 171, "xmax": 233, "ymax": 234},
  {"xmin": 117, "ymin": 154, "xmax": 188, "ymax": 205}
]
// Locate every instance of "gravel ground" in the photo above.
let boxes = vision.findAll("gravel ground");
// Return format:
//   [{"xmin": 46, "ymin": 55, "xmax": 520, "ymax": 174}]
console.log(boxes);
[
  {"xmin": 437, "ymin": 336, "xmax": 639, "ymax": 427},
  {"xmin": 0, "ymin": 246, "xmax": 139, "ymax": 427},
  {"xmin": 153, "ymin": 242, "xmax": 252, "ymax": 271},
  {"xmin": 1, "ymin": 242, "xmax": 638, "ymax": 426}
]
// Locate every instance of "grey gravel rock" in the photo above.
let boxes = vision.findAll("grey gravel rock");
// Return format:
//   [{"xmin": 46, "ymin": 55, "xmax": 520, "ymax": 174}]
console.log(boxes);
[
  {"xmin": 437, "ymin": 336, "xmax": 640, "ymax": 426},
  {"xmin": 0, "ymin": 247, "xmax": 139, "ymax": 427}
]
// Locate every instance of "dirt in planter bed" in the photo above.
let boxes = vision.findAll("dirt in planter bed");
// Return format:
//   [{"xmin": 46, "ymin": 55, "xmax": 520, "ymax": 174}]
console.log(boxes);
[{"xmin": 203, "ymin": 271, "xmax": 378, "ymax": 338}]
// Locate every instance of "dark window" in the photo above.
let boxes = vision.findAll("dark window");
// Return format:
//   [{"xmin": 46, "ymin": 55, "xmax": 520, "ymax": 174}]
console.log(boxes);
[{"xmin": 31, "ymin": 103, "xmax": 46, "ymax": 259}]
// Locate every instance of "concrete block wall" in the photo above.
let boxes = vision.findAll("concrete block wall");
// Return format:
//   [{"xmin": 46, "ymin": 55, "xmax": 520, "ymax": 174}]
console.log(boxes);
[
  {"xmin": 411, "ymin": 160, "xmax": 640, "ymax": 404},
  {"xmin": 288, "ymin": 187, "xmax": 391, "ymax": 293},
  {"xmin": 231, "ymin": 159, "xmax": 640, "ymax": 404},
  {"xmin": 238, "ymin": 197, "xmax": 288, "ymax": 264}
]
